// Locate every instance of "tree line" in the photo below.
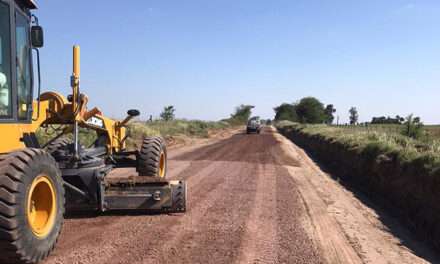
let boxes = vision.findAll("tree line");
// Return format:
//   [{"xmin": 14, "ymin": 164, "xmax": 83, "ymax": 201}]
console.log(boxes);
[
  {"xmin": 156, "ymin": 104, "xmax": 256, "ymax": 125},
  {"xmin": 273, "ymin": 97, "xmax": 424, "ymax": 139},
  {"xmin": 273, "ymin": 97, "xmax": 344, "ymax": 124}
]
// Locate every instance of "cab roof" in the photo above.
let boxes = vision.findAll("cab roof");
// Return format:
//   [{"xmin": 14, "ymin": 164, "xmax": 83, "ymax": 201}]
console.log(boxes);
[{"xmin": 19, "ymin": 0, "xmax": 38, "ymax": 9}]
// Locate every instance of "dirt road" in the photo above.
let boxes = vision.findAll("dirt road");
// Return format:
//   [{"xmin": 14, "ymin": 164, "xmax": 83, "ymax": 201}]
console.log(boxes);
[{"xmin": 44, "ymin": 128, "xmax": 438, "ymax": 264}]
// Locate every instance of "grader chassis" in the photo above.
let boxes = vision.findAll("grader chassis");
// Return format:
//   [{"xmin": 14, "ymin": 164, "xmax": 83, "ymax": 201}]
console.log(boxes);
[{"xmin": 0, "ymin": 1, "xmax": 186, "ymax": 263}]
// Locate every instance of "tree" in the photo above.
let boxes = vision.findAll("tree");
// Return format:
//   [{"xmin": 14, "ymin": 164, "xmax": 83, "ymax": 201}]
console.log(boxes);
[
  {"xmin": 273, "ymin": 103, "xmax": 298, "ymax": 122},
  {"xmin": 295, "ymin": 97, "xmax": 326, "ymax": 124},
  {"xmin": 324, "ymin": 104, "xmax": 336, "ymax": 124},
  {"xmin": 402, "ymin": 114, "xmax": 424, "ymax": 139},
  {"xmin": 229, "ymin": 104, "xmax": 254, "ymax": 124},
  {"xmin": 160, "ymin": 105, "xmax": 175, "ymax": 121},
  {"xmin": 371, "ymin": 115, "xmax": 404, "ymax": 124},
  {"xmin": 349, "ymin": 107, "xmax": 359, "ymax": 125}
]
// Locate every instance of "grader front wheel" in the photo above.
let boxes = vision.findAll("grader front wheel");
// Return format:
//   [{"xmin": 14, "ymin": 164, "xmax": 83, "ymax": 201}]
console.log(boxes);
[
  {"xmin": 137, "ymin": 137, "xmax": 167, "ymax": 178},
  {"xmin": 0, "ymin": 149, "xmax": 65, "ymax": 264}
]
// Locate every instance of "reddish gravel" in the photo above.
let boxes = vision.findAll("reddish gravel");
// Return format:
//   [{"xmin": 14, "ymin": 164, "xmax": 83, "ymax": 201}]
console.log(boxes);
[
  {"xmin": 43, "ymin": 128, "xmax": 323, "ymax": 264},
  {"xmin": 42, "ymin": 127, "xmax": 438, "ymax": 264}
]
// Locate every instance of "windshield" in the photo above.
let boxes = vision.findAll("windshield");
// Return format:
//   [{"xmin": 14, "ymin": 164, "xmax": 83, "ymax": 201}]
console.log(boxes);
[
  {"xmin": 0, "ymin": 2, "xmax": 12, "ymax": 118},
  {"xmin": 249, "ymin": 119, "xmax": 258, "ymax": 126}
]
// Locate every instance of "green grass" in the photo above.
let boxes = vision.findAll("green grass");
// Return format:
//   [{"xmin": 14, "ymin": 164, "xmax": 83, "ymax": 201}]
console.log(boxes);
[
  {"xmin": 36, "ymin": 119, "xmax": 231, "ymax": 149},
  {"xmin": 36, "ymin": 126, "xmax": 98, "ymax": 148},
  {"xmin": 276, "ymin": 121, "xmax": 440, "ymax": 249},
  {"xmin": 127, "ymin": 119, "xmax": 230, "ymax": 140},
  {"xmin": 276, "ymin": 121, "xmax": 440, "ymax": 162},
  {"xmin": 425, "ymin": 125, "xmax": 440, "ymax": 139}
]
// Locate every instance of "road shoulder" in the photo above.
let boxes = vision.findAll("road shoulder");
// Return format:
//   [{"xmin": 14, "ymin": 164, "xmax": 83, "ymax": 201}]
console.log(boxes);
[{"xmin": 274, "ymin": 129, "xmax": 436, "ymax": 264}]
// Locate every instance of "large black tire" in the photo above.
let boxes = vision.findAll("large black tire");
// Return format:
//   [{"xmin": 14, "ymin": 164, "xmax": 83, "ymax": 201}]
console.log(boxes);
[
  {"xmin": 0, "ymin": 149, "xmax": 65, "ymax": 264},
  {"xmin": 137, "ymin": 137, "xmax": 167, "ymax": 178},
  {"xmin": 170, "ymin": 181, "xmax": 187, "ymax": 213},
  {"xmin": 46, "ymin": 137, "xmax": 70, "ymax": 155}
]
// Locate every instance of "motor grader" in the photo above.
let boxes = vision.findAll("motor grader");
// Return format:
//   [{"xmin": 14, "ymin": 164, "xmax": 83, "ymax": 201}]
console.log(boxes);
[{"xmin": 0, "ymin": 1, "xmax": 186, "ymax": 263}]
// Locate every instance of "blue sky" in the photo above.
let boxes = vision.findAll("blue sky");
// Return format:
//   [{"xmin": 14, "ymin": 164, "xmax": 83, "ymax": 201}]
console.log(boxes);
[{"xmin": 35, "ymin": 1, "xmax": 440, "ymax": 123}]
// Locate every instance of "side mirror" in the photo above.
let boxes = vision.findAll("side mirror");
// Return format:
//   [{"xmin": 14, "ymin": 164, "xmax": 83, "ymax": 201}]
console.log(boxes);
[
  {"xmin": 118, "ymin": 109, "xmax": 141, "ymax": 128},
  {"xmin": 31, "ymin": 26, "xmax": 44, "ymax": 48},
  {"xmin": 127, "ymin": 109, "xmax": 140, "ymax": 117}
]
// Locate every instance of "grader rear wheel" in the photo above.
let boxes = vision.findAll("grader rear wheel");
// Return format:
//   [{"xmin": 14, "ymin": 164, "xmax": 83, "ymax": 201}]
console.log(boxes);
[
  {"xmin": 0, "ymin": 149, "xmax": 65, "ymax": 264},
  {"xmin": 137, "ymin": 137, "xmax": 167, "ymax": 178}
]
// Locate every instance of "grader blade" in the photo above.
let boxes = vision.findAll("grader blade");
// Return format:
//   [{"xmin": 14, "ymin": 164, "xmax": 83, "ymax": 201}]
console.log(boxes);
[{"xmin": 103, "ymin": 178, "xmax": 187, "ymax": 213}]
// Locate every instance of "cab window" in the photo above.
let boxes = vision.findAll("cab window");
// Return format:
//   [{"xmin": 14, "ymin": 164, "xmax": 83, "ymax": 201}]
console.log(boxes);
[
  {"xmin": 0, "ymin": 2, "xmax": 12, "ymax": 118},
  {"xmin": 15, "ymin": 11, "xmax": 32, "ymax": 120}
]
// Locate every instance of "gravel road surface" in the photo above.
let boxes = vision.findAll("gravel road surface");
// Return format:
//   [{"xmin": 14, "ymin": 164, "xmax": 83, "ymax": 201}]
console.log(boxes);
[{"xmin": 43, "ymin": 128, "xmax": 438, "ymax": 264}]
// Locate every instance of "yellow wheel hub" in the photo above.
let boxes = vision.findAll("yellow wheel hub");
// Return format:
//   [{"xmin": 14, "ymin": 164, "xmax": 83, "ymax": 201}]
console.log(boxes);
[
  {"xmin": 159, "ymin": 152, "xmax": 166, "ymax": 178},
  {"xmin": 27, "ymin": 175, "xmax": 57, "ymax": 238}
]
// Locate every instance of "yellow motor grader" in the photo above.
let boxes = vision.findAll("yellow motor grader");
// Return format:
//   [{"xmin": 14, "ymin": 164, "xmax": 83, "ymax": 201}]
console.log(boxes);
[{"xmin": 0, "ymin": 1, "xmax": 186, "ymax": 263}]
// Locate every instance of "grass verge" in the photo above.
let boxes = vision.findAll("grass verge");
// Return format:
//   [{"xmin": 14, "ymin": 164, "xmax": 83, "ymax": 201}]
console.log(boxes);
[
  {"xmin": 276, "ymin": 121, "xmax": 440, "ymax": 250},
  {"xmin": 37, "ymin": 119, "xmax": 232, "ymax": 149}
]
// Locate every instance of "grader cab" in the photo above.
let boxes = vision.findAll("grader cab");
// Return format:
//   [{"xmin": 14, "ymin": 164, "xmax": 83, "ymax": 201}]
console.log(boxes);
[{"xmin": 0, "ymin": 1, "xmax": 186, "ymax": 263}]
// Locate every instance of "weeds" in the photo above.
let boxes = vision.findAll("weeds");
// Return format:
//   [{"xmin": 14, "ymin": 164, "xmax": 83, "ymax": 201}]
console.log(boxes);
[
  {"xmin": 276, "ymin": 121, "xmax": 440, "ymax": 160},
  {"xmin": 37, "ymin": 119, "xmax": 231, "ymax": 150}
]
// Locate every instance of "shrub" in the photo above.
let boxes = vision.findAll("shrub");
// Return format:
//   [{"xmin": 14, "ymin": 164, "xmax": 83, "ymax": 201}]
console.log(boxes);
[
  {"xmin": 228, "ymin": 104, "xmax": 254, "ymax": 125},
  {"xmin": 296, "ymin": 97, "xmax": 326, "ymax": 124},
  {"xmin": 160, "ymin": 105, "xmax": 176, "ymax": 121},
  {"xmin": 401, "ymin": 114, "xmax": 424, "ymax": 139}
]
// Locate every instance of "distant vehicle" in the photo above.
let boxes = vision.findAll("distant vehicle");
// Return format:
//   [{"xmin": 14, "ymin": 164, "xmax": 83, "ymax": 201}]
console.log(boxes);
[{"xmin": 246, "ymin": 117, "xmax": 262, "ymax": 134}]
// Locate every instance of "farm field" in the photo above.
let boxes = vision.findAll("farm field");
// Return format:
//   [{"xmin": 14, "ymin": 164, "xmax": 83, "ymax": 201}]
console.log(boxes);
[
  {"xmin": 425, "ymin": 125, "xmax": 440, "ymax": 139},
  {"xmin": 331, "ymin": 124, "xmax": 440, "ymax": 140},
  {"xmin": 290, "ymin": 122, "xmax": 440, "ymax": 157}
]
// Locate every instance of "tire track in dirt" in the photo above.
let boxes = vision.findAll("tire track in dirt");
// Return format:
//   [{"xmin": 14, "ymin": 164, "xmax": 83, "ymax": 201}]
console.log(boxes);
[
  {"xmin": 107, "ymin": 161, "xmax": 257, "ymax": 264},
  {"xmin": 274, "ymin": 165, "xmax": 325, "ymax": 264},
  {"xmin": 137, "ymin": 161, "xmax": 259, "ymax": 264},
  {"xmin": 236, "ymin": 163, "xmax": 278, "ymax": 264}
]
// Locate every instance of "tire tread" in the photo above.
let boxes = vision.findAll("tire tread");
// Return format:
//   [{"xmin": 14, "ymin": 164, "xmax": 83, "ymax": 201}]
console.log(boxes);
[
  {"xmin": 137, "ymin": 137, "xmax": 167, "ymax": 177},
  {"xmin": 0, "ymin": 149, "xmax": 65, "ymax": 264}
]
